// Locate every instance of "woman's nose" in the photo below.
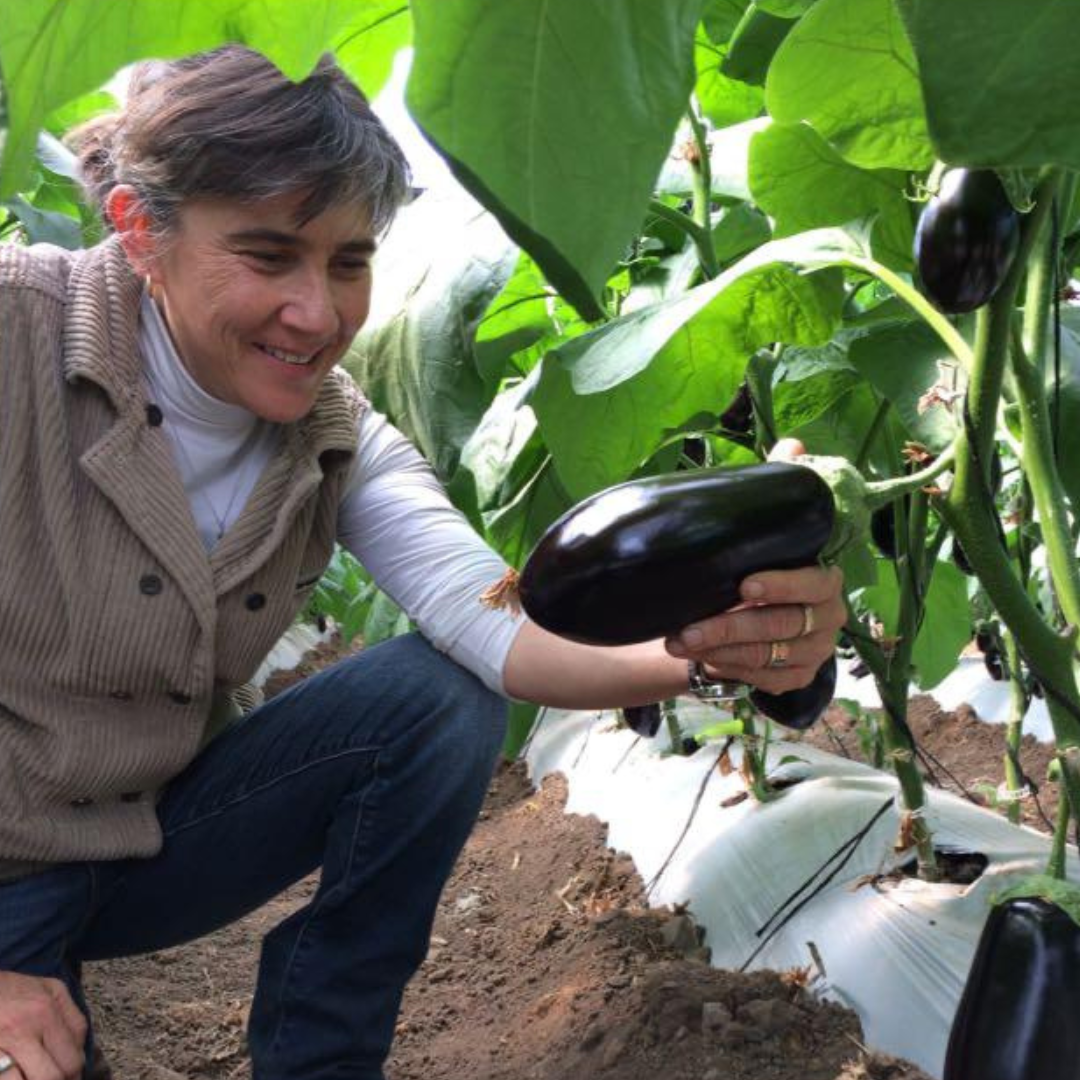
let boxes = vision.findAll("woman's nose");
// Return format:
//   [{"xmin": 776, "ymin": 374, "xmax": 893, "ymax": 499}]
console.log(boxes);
[{"xmin": 280, "ymin": 273, "xmax": 338, "ymax": 338}]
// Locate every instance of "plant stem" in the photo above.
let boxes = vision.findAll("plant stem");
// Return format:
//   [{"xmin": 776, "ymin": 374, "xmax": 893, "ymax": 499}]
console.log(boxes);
[
  {"xmin": 648, "ymin": 197, "xmax": 718, "ymax": 282},
  {"xmin": 1002, "ymin": 629, "xmax": 1028, "ymax": 826},
  {"xmin": 1009, "ymin": 183, "xmax": 1080, "ymax": 631},
  {"xmin": 686, "ymin": 108, "xmax": 714, "ymax": 234},
  {"xmin": 1049, "ymin": 777, "xmax": 1070, "ymax": 880},
  {"xmin": 855, "ymin": 396, "xmax": 891, "ymax": 472},
  {"xmin": 864, "ymin": 439, "xmax": 959, "ymax": 508},
  {"xmin": 847, "ymin": 257, "xmax": 974, "ymax": 370},
  {"xmin": 936, "ymin": 171, "xmax": 1080, "ymax": 849},
  {"xmin": 663, "ymin": 699, "xmax": 684, "ymax": 754}
]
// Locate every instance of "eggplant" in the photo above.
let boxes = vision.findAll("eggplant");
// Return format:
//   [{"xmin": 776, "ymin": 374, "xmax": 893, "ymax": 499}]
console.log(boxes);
[
  {"xmin": 518, "ymin": 462, "xmax": 835, "ymax": 646},
  {"xmin": 984, "ymin": 649, "xmax": 1005, "ymax": 682},
  {"xmin": 914, "ymin": 169, "xmax": 1021, "ymax": 315},
  {"xmin": 751, "ymin": 655, "xmax": 837, "ymax": 731},
  {"xmin": 719, "ymin": 380, "xmax": 754, "ymax": 435},
  {"xmin": 945, "ymin": 896, "xmax": 1080, "ymax": 1080},
  {"xmin": 870, "ymin": 504, "xmax": 898, "ymax": 560},
  {"xmin": 621, "ymin": 703, "xmax": 662, "ymax": 737}
]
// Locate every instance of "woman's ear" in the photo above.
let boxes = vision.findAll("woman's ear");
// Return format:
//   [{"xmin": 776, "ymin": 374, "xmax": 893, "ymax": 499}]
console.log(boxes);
[{"xmin": 105, "ymin": 185, "xmax": 158, "ymax": 283}]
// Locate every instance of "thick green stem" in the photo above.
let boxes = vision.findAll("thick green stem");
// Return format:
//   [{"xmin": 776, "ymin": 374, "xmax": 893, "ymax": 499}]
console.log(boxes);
[
  {"xmin": 864, "ymin": 439, "xmax": 959, "ymax": 509},
  {"xmin": 847, "ymin": 257, "xmax": 974, "ymax": 370},
  {"xmin": 648, "ymin": 197, "xmax": 718, "ymax": 282},
  {"xmin": 663, "ymin": 699, "xmax": 683, "ymax": 755},
  {"xmin": 1049, "ymin": 776, "xmax": 1070, "ymax": 880},
  {"xmin": 1002, "ymin": 630, "xmax": 1028, "ymax": 826},
  {"xmin": 686, "ymin": 109, "xmax": 714, "ymax": 236},
  {"xmin": 1010, "ymin": 182, "xmax": 1080, "ymax": 631},
  {"xmin": 936, "ymin": 172, "xmax": 1080, "ymax": 859}
]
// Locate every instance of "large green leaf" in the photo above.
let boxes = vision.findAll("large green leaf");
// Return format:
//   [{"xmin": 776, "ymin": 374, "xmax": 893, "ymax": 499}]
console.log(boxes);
[
  {"xmin": 342, "ymin": 188, "xmax": 518, "ymax": 481},
  {"xmin": 748, "ymin": 122, "xmax": 908, "ymax": 238},
  {"xmin": 332, "ymin": 3, "xmax": 412, "ymax": 99},
  {"xmin": 0, "ymin": 0, "xmax": 407, "ymax": 198},
  {"xmin": 532, "ymin": 237, "xmax": 845, "ymax": 499},
  {"xmin": 860, "ymin": 557, "xmax": 971, "ymax": 690},
  {"xmin": 765, "ymin": 0, "xmax": 932, "ymax": 171},
  {"xmin": 722, "ymin": 3, "xmax": 794, "ymax": 86},
  {"xmin": 694, "ymin": 34, "xmax": 765, "ymax": 128},
  {"xmin": 702, "ymin": 0, "xmax": 751, "ymax": 43},
  {"xmin": 406, "ymin": 0, "xmax": 703, "ymax": 321},
  {"xmin": 900, "ymin": 0, "xmax": 1080, "ymax": 170}
]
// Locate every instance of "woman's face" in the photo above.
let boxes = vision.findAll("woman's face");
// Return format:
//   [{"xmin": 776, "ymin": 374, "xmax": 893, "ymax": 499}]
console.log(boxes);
[{"xmin": 147, "ymin": 191, "xmax": 376, "ymax": 423}]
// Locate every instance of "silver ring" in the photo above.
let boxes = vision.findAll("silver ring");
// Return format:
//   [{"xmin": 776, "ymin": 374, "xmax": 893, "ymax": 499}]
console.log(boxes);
[
  {"xmin": 800, "ymin": 603, "xmax": 815, "ymax": 637},
  {"xmin": 766, "ymin": 640, "xmax": 791, "ymax": 668},
  {"xmin": 0, "ymin": 1051, "xmax": 16, "ymax": 1073}
]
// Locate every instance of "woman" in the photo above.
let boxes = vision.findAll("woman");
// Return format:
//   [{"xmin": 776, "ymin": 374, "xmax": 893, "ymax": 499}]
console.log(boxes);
[{"xmin": 0, "ymin": 46, "xmax": 844, "ymax": 1080}]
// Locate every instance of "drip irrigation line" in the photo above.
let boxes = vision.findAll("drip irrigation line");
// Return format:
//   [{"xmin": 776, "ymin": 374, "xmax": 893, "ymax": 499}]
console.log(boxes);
[
  {"xmin": 612, "ymin": 734, "xmax": 642, "ymax": 774},
  {"xmin": 741, "ymin": 796, "xmax": 895, "ymax": 973},
  {"xmin": 644, "ymin": 739, "xmax": 731, "ymax": 899},
  {"xmin": 820, "ymin": 717, "xmax": 853, "ymax": 760}
]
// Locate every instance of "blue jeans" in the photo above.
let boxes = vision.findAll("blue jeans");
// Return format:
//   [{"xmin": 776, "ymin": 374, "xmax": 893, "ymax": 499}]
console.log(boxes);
[{"xmin": 0, "ymin": 634, "xmax": 508, "ymax": 1079}]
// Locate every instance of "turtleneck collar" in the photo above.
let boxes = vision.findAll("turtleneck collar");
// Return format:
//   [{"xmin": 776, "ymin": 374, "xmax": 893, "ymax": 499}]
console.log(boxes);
[{"xmin": 139, "ymin": 289, "xmax": 261, "ymax": 436}]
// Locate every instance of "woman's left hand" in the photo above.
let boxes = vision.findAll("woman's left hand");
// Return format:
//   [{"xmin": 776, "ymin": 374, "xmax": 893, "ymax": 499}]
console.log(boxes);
[{"xmin": 663, "ymin": 564, "xmax": 845, "ymax": 694}]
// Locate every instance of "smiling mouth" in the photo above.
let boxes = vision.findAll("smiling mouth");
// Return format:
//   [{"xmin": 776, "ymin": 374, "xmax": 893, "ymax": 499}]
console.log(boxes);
[{"xmin": 257, "ymin": 343, "xmax": 318, "ymax": 366}]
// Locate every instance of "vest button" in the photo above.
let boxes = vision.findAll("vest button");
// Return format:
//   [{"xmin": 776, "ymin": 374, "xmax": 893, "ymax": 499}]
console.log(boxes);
[
  {"xmin": 146, "ymin": 404, "xmax": 164, "ymax": 427},
  {"xmin": 120, "ymin": 791, "xmax": 143, "ymax": 803},
  {"xmin": 109, "ymin": 690, "xmax": 133, "ymax": 701},
  {"xmin": 70, "ymin": 797, "xmax": 93, "ymax": 808},
  {"xmin": 168, "ymin": 690, "xmax": 192, "ymax": 706},
  {"xmin": 245, "ymin": 592, "xmax": 267, "ymax": 611},
  {"xmin": 139, "ymin": 573, "xmax": 163, "ymax": 596}
]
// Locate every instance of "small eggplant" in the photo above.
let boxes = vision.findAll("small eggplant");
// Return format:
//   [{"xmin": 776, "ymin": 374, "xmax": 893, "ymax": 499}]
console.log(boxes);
[
  {"xmin": 751, "ymin": 656, "xmax": 837, "ymax": 731},
  {"xmin": 945, "ymin": 896, "xmax": 1080, "ymax": 1080},
  {"xmin": 870, "ymin": 504, "xmax": 898, "ymax": 560},
  {"xmin": 621, "ymin": 703, "xmax": 662, "ymax": 737},
  {"xmin": 518, "ymin": 463, "xmax": 834, "ymax": 646},
  {"xmin": 984, "ymin": 649, "xmax": 1005, "ymax": 682},
  {"xmin": 914, "ymin": 169, "xmax": 1021, "ymax": 315}
]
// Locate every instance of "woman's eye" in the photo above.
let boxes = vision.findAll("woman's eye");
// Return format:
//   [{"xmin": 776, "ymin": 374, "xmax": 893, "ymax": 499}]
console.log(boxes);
[
  {"xmin": 243, "ymin": 250, "xmax": 291, "ymax": 268},
  {"xmin": 334, "ymin": 259, "xmax": 370, "ymax": 277}
]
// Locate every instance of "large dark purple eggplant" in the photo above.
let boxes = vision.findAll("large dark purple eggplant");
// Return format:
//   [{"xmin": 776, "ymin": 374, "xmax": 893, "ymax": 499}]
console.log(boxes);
[
  {"xmin": 914, "ymin": 169, "xmax": 1021, "ymax": 315},
  {"xmin": 945, "ymin": 896, "xmax": 1080, "ymax": 1080},
  {"xmin": 751, "ymin": 655, "xmax": 837, "ymax": 731},
  {"xmin": 518, "ymin": 462, "xmax": 834, "ymax": 647}
]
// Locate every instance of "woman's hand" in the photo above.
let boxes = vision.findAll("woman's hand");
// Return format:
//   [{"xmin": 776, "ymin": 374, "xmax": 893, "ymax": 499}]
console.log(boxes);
[
  {"xmin": 0, "ymin": 971, "xmax": 87, "ymax": 1080},
  {"xmin": 664, "ymin": 436, "xmax": 845, "ymax": 695},
  {"xmin": 664, "ymin": 563, "xmax": 845, "ymax": 694}
]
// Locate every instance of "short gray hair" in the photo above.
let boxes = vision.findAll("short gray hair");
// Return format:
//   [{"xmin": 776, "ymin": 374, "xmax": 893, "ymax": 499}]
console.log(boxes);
[{"xmin": 72, "ymin": 45, "xmax": 411, "ymax": 236}]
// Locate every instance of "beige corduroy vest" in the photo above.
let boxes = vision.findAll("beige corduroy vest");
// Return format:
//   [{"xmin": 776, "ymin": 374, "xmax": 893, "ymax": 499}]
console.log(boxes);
[{"xmin": 0, "ymin": 236, "xmax": 365, "ymax": 881}]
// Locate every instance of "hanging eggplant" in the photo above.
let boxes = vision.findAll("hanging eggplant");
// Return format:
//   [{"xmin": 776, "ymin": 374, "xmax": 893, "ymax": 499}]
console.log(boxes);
[
  {"xmin": 621, "ymin": 703, "xmax": 663, "ymax": 737},
  {"xmin": 751, "ymin": 655, "xmax": 837, "ymax": 730},
  {"xmin": 945, "ymin": 895, "xmax": 1080, "ymax": 1080},
  {"xmin": 914, "ymin": 169, "xmax": 1021, "ymax": 315},
  {"xmin": 516, "ymin": 462, "xmax": 835, "ymax": 647}
]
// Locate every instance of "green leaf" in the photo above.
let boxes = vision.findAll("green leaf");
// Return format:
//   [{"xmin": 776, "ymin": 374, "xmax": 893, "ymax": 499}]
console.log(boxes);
[
  {"xmin": 504, "ymin": 700, "xmax": 541, "ymax": 759},
  {"xmin": 332, "ymin": 2, "xmax": 412, "ymax": 99},
  {"xmin": 406, "ymin": 0, "xmax": 703, "ymax": 321},
  {"xmin": 860, "ymin": 556, "xmax": 970, "ymax": 690},
  {"xmin": 722, "ymin": 4, "xmax": 794, "ymax": 86},
  {"xmin": 702, "ymin": 0, "xmax": 751, "ymax": 43},
  {"xmin": 748, "ymin": 122, "xmax": 909, "ymax": 238},
  {"xmin": 711, "ymin": 203, "xmax": 772, "ymax": 268},
  {"xmin": 44, "ymin": 91, "xmax": 117, "ymax": 137},
  {"xmin": 362, "ymin": 589, "xmax": 408, "ymax": 646},
  {"xmin": 532, "ymin": 239, "xmax": 844, "ymax": 498},
  {"xmin": 846, "ymin": 320, "xmax": 959, "ymax": 453},
  {"xmin": 766, "ymin": 0, "xmax": 932, "ymax": 171},
  {"xmin": 1049, "ymin": 309, "xmax": 1080, "ymax": 510},
  {"xmin": 485, "ymin": 460, "xmax": 573, "ymax": 567},
  {"xmin": 342, "ymin": 188, "xmax": 518, "ymax": 481},
  {"xmin": 0, "ymin": 0, "xmax": 392, "ymax": 198},
  {"xmin": 1, "ymin": 195, "xmax": 82, "ymax": 248},
  {"xmin": 757, "ymin": 0, "xmax": 817, "ymax": 13},
  {"xmin": 695, "ymin": 36, "xmax": 765, "ymax": 128},
  {"xmin": 900, "ymin": 0, "xmax": 1080, "ymax": 170}
]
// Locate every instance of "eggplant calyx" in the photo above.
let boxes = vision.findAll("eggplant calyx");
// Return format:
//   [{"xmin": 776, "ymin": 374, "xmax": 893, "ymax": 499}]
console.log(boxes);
[
  {"xmin": 791, "ymin": 455, "xmax": 873, "ymax": 561},
  {"xmin": 995, "ymin": 875, "xmax": 1080, "ymax": 928},
  {"xmin": 479, "ymin": 567, "xmax": 522, "ymax": 614}
]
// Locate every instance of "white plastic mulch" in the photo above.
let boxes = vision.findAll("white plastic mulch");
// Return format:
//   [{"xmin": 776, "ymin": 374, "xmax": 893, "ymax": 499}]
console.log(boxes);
[{"xmin": 524, "ymin": 698, "xmax": 1073, "ymax": 1080}]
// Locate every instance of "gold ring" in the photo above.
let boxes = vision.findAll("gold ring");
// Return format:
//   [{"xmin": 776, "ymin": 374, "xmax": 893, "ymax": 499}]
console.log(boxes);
[
  {"xmin": 767, "ymin": 640, "xmax": 790, "ymax": 668},
  {"xmin": 800, "ymin": 603, "xmax": 815, "ymax": 637}
]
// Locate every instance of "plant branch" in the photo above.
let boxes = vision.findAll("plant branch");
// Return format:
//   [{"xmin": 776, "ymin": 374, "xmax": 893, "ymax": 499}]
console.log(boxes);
[{"xmin": 648, "ymin": 197, "xmax": 718, "ymax": 281}]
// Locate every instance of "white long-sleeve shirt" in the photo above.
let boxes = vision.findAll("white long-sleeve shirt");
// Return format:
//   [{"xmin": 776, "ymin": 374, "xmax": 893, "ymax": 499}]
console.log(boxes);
[{"xmin": 138, "ymin": 292, "xmax": 525, "ymax": 695}]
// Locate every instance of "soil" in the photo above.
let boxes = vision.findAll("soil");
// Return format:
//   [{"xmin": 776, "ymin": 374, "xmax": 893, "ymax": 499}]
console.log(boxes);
[{"xmin": 81, "ymin": 638, "xmax": 1044, "ymax": 1080}]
